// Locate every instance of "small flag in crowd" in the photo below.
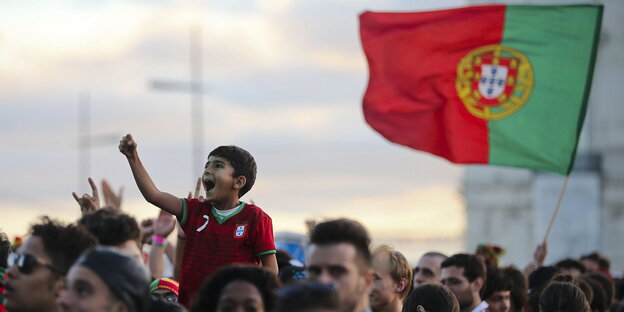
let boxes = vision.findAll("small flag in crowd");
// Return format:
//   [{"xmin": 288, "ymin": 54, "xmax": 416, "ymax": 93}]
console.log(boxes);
[{"xmin": 360, "ymin": 5, "xmax": 602, "ymax": 175}]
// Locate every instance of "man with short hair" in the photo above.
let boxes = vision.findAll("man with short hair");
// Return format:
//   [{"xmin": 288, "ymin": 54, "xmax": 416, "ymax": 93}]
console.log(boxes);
[
  {"xmin": 483, "ymin": 268, "xmax": 513, "ymax": 312},
  {"xmin": 306, "ymin": 218, "xmax": 373, "ymax": 312},
  {"xmin": 369, "ymin": 245, "xmax": 412, "ymax": 312},
  {"xmin": 413, "ymin": 252, "xmax": 447, "ymax": 287},
  {"xmin": 4, "ymin": 217, "xmax": 97, "ymax": 312},
  {"xmin": 440, "ymin": 253, "xmax": 488, "ymax": 312}
]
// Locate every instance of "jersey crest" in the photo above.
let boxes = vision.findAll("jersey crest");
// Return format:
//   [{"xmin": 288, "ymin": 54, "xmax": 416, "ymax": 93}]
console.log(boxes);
[
  {"xmin": 456, "ymin": 44, "xmax": 534, "ymax": 120},
  {"xmin": 234, "ymin": 223, "xmax": 247, "ymax": 239}
]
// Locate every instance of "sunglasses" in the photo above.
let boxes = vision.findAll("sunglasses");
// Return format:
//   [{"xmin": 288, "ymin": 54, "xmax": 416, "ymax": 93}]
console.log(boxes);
[{"xmin": 8, "ymin": 252, "xmax": 63, "ymax": 275}]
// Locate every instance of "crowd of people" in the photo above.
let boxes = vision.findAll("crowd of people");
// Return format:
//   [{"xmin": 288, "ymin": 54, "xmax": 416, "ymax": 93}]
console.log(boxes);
[{"xmin": 0, "ymin": 135, "xmax": 622, "ymax": 312}]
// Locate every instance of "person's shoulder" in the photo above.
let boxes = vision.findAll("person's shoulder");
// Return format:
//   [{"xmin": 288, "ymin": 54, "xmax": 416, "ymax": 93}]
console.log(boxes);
[{"xmin": 243, "ymin": 203, "xmax": 271, "ymax": 218}]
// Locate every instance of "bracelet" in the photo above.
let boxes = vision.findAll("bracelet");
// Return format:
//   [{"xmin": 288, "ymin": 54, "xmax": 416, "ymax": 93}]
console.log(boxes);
[{"xmin": 152, "ymin": 235, "xmax": 166, "ymax": 247}]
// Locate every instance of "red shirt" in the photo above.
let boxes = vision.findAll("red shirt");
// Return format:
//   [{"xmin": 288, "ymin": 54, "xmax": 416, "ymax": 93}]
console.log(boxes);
[{"xmin": 177, "ymin": 199, "xmax": 276, "ymax": 307}]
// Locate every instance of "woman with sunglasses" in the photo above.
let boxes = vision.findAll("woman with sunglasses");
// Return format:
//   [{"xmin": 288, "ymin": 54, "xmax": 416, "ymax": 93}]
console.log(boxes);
[{"xmin": 3, "ymin": 217, "xmax": 97, "ymax": 312}]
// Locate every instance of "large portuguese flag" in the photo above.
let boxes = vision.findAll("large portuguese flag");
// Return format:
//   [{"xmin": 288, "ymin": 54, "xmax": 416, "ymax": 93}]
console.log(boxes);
[{"xmin": 360, "ymin": 5, "xmax": 602, "ymax": 175}]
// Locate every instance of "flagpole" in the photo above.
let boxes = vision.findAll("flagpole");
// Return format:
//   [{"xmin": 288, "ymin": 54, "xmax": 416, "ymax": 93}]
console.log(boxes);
[{"xmin": 542, "ymin": 175, "xmax": 570, "ymax": 243}]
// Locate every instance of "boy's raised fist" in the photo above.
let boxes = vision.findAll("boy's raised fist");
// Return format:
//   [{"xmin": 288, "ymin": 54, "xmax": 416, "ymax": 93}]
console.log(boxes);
[{"xmin": 119, "ymin": 134, "xmax": 137, "ymax": 157}]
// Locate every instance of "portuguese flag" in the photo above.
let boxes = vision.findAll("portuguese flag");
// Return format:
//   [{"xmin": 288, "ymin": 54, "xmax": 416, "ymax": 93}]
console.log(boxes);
[{"xmin": 360, "ymin": 5, "xmax": 602, "ymax": 175}]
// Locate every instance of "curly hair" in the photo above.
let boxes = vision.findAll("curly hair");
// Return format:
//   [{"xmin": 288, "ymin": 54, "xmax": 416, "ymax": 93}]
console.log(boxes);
[
  {"xmin": 192, "ymin": 265, "xmax": 279, "ymax": 312},
  {"xmin": 30, "ymin": 216, "xmax": 97, "ymax": 275},
  {"xmin": 209, "ymin": 145, "xmax": 257, "ymax": 197},
  {"xmin": 78, "ymin": 209, "xmax": 141, "ymax": 247}
]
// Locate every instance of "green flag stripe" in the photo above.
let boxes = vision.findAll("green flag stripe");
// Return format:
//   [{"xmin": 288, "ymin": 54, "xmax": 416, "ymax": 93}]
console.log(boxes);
[{"xmin": 488, "ymin": 5, "xmax": 602, "ymax": 174}]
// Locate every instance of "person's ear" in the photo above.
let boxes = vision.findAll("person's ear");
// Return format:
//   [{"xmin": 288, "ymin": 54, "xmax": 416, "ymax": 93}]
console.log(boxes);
[
  {"xmin": 396, "ymin": 277, "xmax": 409, "ymax": 294},
  {"xmin": 52, "ymin": 276, "xmax": 65, "ymax": 296},
  {"xmin": 471, "ymin": 277, "xmax": 484, "ymax": 293},
  {"xmin": 233, "ymin": 175, "xmax": 246, "ymax": 190}
]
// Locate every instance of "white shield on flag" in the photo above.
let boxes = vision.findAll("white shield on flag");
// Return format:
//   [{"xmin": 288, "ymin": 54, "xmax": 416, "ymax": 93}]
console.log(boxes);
[{"xmin": 479, "ymin": 64, "xmax": 508, "ymax": 99}]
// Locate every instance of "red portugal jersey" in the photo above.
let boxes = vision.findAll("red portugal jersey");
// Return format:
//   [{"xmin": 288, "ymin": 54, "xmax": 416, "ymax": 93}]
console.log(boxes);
[{"xmin": 177, "ymin": 199, "xmax": 276, "ymax": 307}]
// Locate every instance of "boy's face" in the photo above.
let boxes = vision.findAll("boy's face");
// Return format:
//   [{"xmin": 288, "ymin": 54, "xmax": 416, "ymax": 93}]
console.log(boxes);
[{"xmin": 203, "ymin": 155, "xmax": 238, "ymax": 201}]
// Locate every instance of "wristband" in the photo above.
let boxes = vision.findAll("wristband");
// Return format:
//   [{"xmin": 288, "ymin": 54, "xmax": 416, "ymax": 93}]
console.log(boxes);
[{"xmin": 152, "ymin": 235, "xmax": 166, "ymax": 247}]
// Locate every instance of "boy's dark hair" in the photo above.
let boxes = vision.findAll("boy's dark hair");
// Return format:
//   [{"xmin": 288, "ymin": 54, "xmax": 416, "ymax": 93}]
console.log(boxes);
[
  {"xmin": 580, "ymin": 252, "xmax": 610, "ymax": 270},
  {"xmin": 540, "ymin": 282, "xmax": 589, "ymax": 312},
  {"xmin": 309, "ymin": 218, "xmax": 372, "ymax": 269},
  {"xmin": 276, "ymin": 281, "xmax": 339, "ymax": 312},
  {"xmin": 30, "ymin": 216, "xmax": 97, "ymax": 275},
  {"xmin": 556, "ymin": 258, "xmax": 588, "ymax": 274},
  {"xmin": 78, "ymin": 209, "xmax": 141, "ymax": 248},
  {"xmin": 441, "ymin": 253, "xmax": 486, "ymax": 283},
  {"xmin": 192, "ymin": 265, "xmax": 278, "ymax": 312},
  {"xmin": 0, "ymin": 230, "xmax": 11, "ymax": 268},
  {"xmin": 404, "ymin": 283, "xmax": 460, "ymax": 312},
  {"xmin": 501, "ymin": 266, "xmax": 528, "ymax": 312},
  {"xmin": 483, "ymin": 267, "xmax": 513, "ymax": 301},
  {"xmin": 209, "ymin": 145, "xmax": 257, "ymax": 197}
]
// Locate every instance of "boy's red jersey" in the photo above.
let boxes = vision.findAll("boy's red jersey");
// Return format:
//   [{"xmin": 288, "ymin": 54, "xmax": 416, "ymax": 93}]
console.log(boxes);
[{"xmin": 177, "ymin": 199, "xmax": 276, "ymax": 307}]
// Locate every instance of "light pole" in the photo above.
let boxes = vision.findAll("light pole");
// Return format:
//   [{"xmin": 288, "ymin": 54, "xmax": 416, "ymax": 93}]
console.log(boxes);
[{"xmin": 150, "ymin": 25, "xmax": 208, "ymax": 179}]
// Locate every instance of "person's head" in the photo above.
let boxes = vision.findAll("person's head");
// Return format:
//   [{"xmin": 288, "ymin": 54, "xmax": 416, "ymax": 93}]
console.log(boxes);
[
  {"xmin": 0, "ymin": 230, "xmax": 10, "ymax": 269},
  {"xmin": 526, "ymin": 266, "xmax": 562, "ymax": 312},
  {"xmin": 500, "ymin": 266, "xmax": 527, "ymax": 312},
  {"xmin": 4, "ymin": 217, "xmax": 97, "ymax": 312},
  {"xmin": 440, "ymin": 253, "xmax": 486, "ymax": 312},
  {"xmin": 78, "ymin": 209, "xmax": 143, "ymax": 264},
  {"xmin": 204, "ymin": 145, "xmax": 257, "ymax": 200},
  {"xmin": 276, "ymin": 281, "xmax": 340, "ymax": 312},
  {"xmin": 556, "ymin": 259, "xmax": 588, "ymax": 278},
  {"xmin": 192, "ymin": 264, "xmax": 279, "ymax": 312},
  {"xmin": 57, "ymin": 246, "xmax": 151, "ymax": 312},
  {"xmin": 369, "ymin": 245, "xmax": 411, "ymax": 311},
  {"xmin": 540, "ymin": 281, "xmax": 590, "ymax": 312},
  {"xmin": 579, "ymin": 275, "xmax": 608, "ymax": 312},
  {"xmin": 403, "ymin": 283, "xmax": 460, "ymax": 312},
  {"xmin": 580, "ymin": 253, "xmax": 609, "ymax": 273},
  {"xmin": 584, "ymin": 272, "xmax": 614, "ymax": 306},
  {"xmin": 413, "ymin": 252, "xmax": 447, "ymax": 287},
  {"xmin": 483, "ymin": 268, "xmax": 512, "ymax": 312},
  {"xmin": 150, "ymin": 278, "xmax": 180, "ymax": 304},
  {"xmin": 306, "ymin": 218, "xmax": 373, "ymax": 312}
]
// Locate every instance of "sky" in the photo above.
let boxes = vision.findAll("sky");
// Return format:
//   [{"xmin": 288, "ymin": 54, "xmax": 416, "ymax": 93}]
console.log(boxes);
[{"xmin": 0, "ymin": 0, "xmax": 469, "ymax": 260}]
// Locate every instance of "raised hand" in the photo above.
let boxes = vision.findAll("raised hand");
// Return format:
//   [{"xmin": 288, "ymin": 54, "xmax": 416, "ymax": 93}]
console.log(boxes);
[
  {"xmin": 154, "ymin": 210, "xmax": 176, "ymax": 238},
  {"xmin": 101, "ymin": 179, "xmax": 124, "ymax": 211},
  {"xmin": 194, "ymin": 177, "xmax": 204, "ymax": 202},
  {"xmin": 119, "ymin": 134, "xmax": 137, "ymax": 158},
  {"xmin": 140, "ymin": 218, "xmax": 155, "ymax": 244},
  {"xmin": 534, "ymin": 242, "xmax": 548, "ymax": 266},
  {"xmin": 72, "ymin": 177, "xmax": 101, "ymax": 216}
]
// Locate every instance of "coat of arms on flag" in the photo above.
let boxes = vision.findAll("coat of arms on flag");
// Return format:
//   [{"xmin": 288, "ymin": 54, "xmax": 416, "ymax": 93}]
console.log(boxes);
[{"xmin": 456, "ymin": 44, "xmax": 534, "ymax": 120}]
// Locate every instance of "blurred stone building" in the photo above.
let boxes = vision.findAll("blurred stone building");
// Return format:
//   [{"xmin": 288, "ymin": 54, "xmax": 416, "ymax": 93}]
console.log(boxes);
[{"xmin": 464, "ymin": 0, "xmax": 623, "ymax": 273}]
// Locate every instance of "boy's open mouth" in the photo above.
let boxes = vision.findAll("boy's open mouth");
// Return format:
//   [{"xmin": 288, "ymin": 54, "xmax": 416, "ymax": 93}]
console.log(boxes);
[{"xmin": 204, "ymin": 179, "xmax": 215, "ymax": 191}]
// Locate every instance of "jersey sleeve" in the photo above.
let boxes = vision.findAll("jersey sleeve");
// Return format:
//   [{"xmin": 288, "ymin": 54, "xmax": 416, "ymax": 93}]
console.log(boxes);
[
  {"xmin": 179, "ymin": 198, "xmax": 203, "ymax": 233},
  {"xmin": 253, "ymin": 212, "xmax": 276, "ymax": 255}
]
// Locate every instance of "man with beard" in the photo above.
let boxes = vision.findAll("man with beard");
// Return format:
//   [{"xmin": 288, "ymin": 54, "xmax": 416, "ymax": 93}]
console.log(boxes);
[
  {"xmin": 369, "ymin": 245, "xmax": 412, "ymax": 312},
  {"xmin": 307, "ymin": 219, "xmax": 373, "ymax": 312},
  {"xmin": 441, "ymin": 253, "xmax": 487, "ymax": 312}
]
